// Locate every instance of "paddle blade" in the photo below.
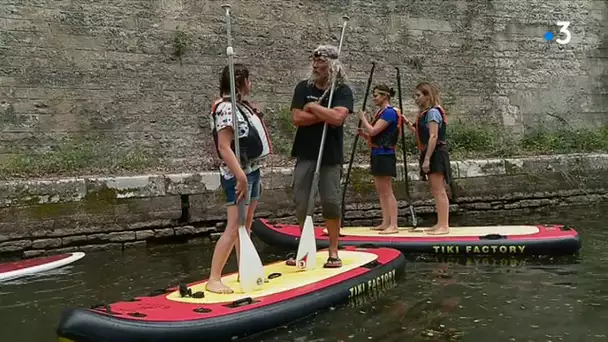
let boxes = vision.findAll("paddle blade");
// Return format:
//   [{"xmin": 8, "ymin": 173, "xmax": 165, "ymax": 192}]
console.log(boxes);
[
  {"xmin": 296, "ymin": 215, "xmax": 317, "ymax": 270},
  {"xmin": 237, "ymin": 225, "xmax": 265, "ymax": 293}
]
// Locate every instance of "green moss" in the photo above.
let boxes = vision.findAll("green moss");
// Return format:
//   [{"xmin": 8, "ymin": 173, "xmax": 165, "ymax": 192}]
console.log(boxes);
[
  {"xmin": 82, "ymin": 184, "xmax": 143, "ymax": 213},
  {"xmin": 29, "ymin": 202, "xmax": 73, "ymax": 219},
  {"xmin": 23, "ymin": 196, "xmax": 44, "ymax": 206},
  {"xmin": 172, "ymin": 27, "xmax": 190, "ymax": 66},
  {"xmin": 0, "ymin": 134, "xmax": 158, "ymax": 180},
  {"xmin": 83, "ymin": 184, "xmax": 119, "ymax": 213},
  {"xmin": 24, "ymin": 184, "xmax": 143, "ymax": 219},
  {"xmin": 348, "ymin": 166, "xmax": 374, "ymax": 194}
]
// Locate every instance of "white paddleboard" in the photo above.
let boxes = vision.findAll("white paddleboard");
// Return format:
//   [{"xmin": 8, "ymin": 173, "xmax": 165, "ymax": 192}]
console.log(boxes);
[{"xmin": 0, "ymin": 252, "xmax": 85, "ymax": 282}]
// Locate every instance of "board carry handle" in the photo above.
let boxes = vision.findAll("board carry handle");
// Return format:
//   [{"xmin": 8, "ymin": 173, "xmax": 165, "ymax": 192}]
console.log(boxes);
[
  {"xmin": 480, "ymin": 234, "xmax": 506, "ymax": 240},
  {"xmin": 127, "ymin": 312, "xmax": 146, "ymax": 318},
  {"xmin": 230, "ymin": 297, "xmax": 254, "ymax": 307},
  {"xmin": 268, "ymin": 272, "xmax": 282, "ymax": 279}
]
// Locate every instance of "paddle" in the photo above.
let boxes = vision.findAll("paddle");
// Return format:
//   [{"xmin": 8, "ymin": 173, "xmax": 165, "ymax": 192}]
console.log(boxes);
[
  {"xmin": 340, "ymin": 62, "xmax": 376, "ymax": 227},
  {"xmin": 295, "ymin": 15, "xmax": 350, "ymax": 271},
  {"xmin": 222, "ymin": 4, "xmax": 265, "ymax": 292},
  {"xmin": 395, "ymin": 67, "xmax": 418, "ymax": 228}
]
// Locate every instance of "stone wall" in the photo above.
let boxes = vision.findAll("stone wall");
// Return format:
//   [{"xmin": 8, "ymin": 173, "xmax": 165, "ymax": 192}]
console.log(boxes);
[
  {"xmin": 0, "ymin": 153, "xmax": 607, "ymax": 258},
  {"xmin": 1, "ymin": 0, "xmax": 606, "ymax": 174}
]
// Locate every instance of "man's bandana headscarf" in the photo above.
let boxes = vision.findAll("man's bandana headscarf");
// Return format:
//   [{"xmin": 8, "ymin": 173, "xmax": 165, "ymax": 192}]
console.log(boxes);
[
  {"xmin": 308, "ymin": 44, "xmax": 347, "ymax": 87},
  {"xmin": 312, "ymin": 45, "xmax": 339, "ymax": 59}
]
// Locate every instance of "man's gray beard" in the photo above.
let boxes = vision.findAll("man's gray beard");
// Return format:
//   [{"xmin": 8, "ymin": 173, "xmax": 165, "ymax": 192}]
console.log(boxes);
[{"xmin": 307, "ymin": 72, "xmax": 328, "ymax": 86}]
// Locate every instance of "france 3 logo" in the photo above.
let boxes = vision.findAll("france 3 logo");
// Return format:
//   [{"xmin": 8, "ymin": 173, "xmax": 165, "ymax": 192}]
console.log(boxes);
[{"xmin": 544, "ymin": 21, "xmax": 572, "ymax": 45}]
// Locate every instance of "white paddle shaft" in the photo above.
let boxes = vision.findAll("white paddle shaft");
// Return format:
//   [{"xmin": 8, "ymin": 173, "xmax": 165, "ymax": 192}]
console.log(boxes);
[
  {"xmin": 305, "ymin": 15, "xmax": 350, "ymax": 216},
  {"xmin": 222, "ymin": 3, "xmax": 264, "ymax": 292},
  {"xmin": 221, "ymin": 4, "xmax": 247, "ymax": 226},
  {"xmin": 296, "ymin": 16, "xmax": 350, "ymax": 271}
]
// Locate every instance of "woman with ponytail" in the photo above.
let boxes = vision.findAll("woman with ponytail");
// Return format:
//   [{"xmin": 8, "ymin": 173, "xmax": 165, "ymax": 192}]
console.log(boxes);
[
  {"xmin": 357, "ymin": 84, "xmax": 402, "ymax": 235},
  {"xmin": 206, "ymin": 64, "xmax": 272, "ymax": 294},
  {"xmin": 412, "ymin": 82, "xmax": 451, "ymax": 235}
]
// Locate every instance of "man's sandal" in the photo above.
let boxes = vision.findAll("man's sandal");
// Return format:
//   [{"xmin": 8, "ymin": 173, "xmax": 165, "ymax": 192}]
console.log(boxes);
[
  {"xmin": 323, "ymin": 257, "xmax": 342, "ymax": 268},
  {"xmin": 285, "ymin": 252, "xmax": 296, "ymax": 266}
]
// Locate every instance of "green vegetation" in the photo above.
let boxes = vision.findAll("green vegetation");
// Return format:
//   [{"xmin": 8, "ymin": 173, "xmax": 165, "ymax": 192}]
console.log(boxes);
[
  {"xmin": 445, "ymin": 121, "xmax": 608, "ymax": 159},
  {"xmin": 270, "ymin": 105, "xmax": 296, "ymax": 156},
  {"xmin": 267, "ymin": 107, "xmax": 608, "ymax": 162},
  {"xmin": 172, "ymin": 27, "xmax": 190, "ymax": 66},
  {"xmin": 0, "ymin": 134, "xmax": 158, "ymax": 180},
  {"xmin": 1, "ymin": 108, "xmax": 605, "ymax": 181}
]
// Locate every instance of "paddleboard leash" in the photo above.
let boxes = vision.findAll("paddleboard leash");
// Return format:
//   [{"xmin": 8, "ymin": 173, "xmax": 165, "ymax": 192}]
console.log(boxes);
[{"xmin": 395, "ymin": 67, "xmax": 418, "ymax": 228}]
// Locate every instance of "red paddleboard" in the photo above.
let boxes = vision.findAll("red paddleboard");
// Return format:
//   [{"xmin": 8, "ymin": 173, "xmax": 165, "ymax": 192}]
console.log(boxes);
[
  {"xmin": 56, "ymin": 247, "xmax": 405, "ymax": 342},
  {"xmin": 252, "ymin": 219, "xmax": 581, "ymax": 256},
  {"xmin": 0, "ymin": 252, "xmax": 85, "ymax": 282}
]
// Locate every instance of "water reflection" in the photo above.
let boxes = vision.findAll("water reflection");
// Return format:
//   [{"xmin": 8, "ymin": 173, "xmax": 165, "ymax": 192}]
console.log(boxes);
[{"xmin": 0, "ymin": 203, "xmax": 606, "ymax": 342}]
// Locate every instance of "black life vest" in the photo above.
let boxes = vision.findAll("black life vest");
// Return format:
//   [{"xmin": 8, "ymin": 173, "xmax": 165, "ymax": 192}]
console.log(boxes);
[
  {"xmin": 210, "ymin": 98, "xmax": 271, "ymax": 164},
  {"xmin": 367, "ymin": 106, "xmax": 404, "ymax": 150},
  {"xmin": 414, "ymin": 106, "xmax": 447, "ymax": 151}
]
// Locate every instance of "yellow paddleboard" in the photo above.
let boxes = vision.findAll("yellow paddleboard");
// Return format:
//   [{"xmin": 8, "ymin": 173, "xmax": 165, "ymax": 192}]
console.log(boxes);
[
  {"xmin": 167, "ymin": 250, "xmax": 377, "ymax": 304},
  {"xmin": 56, "ymin": 247, "xmax": 406, "ymax": 342}
]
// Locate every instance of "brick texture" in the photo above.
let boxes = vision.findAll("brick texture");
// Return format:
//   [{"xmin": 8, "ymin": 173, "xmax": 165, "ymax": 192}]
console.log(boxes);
[{"xmin": 0, "ymin": 0, "xmax": 606, "ymax": 174}]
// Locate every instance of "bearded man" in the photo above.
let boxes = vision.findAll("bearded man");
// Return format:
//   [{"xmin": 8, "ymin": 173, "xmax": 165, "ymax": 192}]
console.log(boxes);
[{"xmin": 286, "ymin": 44, "xmax": 354, "ymax": 268}]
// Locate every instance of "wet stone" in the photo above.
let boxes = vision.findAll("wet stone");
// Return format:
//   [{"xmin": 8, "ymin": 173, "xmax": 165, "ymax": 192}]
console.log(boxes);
[
  {"xmin": 31, "ymin": 238, "xmax": 61, "ymax": 249},
  {"xmin": 0, "ymin": 239, "xmax": 32, "ymax": 252}
]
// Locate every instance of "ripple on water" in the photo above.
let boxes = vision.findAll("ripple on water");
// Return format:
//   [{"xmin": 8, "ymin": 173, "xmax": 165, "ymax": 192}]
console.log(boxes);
[{"xmin": 3, "ymin": 205, "xmax": 608, "ymax": 342}]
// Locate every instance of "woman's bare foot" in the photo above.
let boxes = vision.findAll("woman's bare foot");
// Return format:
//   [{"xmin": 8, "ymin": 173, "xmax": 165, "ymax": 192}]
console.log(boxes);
[
  {"xmin": 379, "ymin": 226, "xmax": 399, "ymax": 235},
  {"xmin": 205, "ymin": 279, "xmax": 234, "ymax": 294},
  {"xmin": 423, "ymin": 224, "xmax": 440, "ymax": 233},
  {"xmin": 371, "ymin": 223, "xmax": 389, "ymax": 231},
  {"xmin": 426, "ymin": 225, "xmax": 449, "ymax": 235}
]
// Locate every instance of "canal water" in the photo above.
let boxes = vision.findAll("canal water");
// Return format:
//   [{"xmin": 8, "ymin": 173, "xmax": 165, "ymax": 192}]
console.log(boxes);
[{"xmin": 1, "ymin": 202, "xmax": 606, "ymax": 342}]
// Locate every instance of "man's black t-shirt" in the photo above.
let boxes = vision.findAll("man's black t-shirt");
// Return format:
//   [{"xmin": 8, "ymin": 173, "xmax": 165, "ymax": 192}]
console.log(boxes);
[{"xmin": 290, "ymin": 80, "xmax": 354, "ymax": 165}]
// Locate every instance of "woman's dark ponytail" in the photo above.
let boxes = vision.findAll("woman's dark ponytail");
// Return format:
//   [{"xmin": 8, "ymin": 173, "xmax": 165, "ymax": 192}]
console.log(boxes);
[{"xmin": 219, "ymin": 64, "xmax": 250, "ymax": 96}]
